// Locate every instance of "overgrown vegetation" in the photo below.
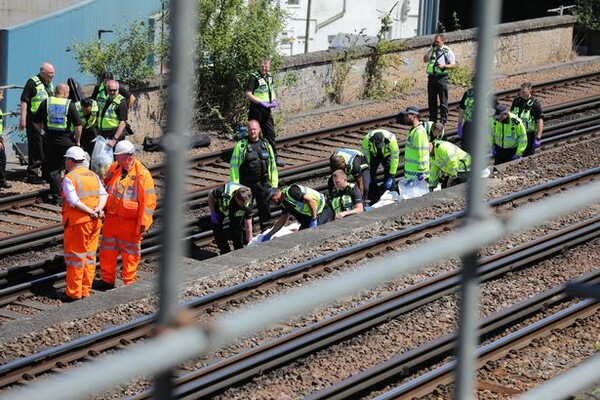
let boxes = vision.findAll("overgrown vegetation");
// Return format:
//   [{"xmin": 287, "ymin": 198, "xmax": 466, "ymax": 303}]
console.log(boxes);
[
  {"xmin": 71, "ymin": 21, "xmax": 159, "ymax": 88},
  {"xmin": 573, "ymin": 0, "xmax": 600, "ymax": 31},
  {"xmin": 449, "ymin": 64, "xmax": 472, "ymax": 87},
  {"xmin": 327, "ymin": 29, "xmax": 365, "ymax": 104},
  {"xmin": 197, "ymin": 0, "xmax": 286, "ymax": 135}
]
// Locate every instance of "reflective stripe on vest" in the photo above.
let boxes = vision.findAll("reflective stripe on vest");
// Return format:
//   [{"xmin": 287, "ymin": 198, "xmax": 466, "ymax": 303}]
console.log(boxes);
[
  {"xmin": 62, "ymin": 166, "xmax": 101, "ymax": 226},
  {"xmin": 426, "ymin": 46, "xmax": 450, "ymax": 75},
  {"xmin": 46, "ymin": 97, "xmax": 71, "ymax": 131},
  {"xmin": 252, "ymin": 72, "xmax": 275, "ymax": 102},
  {"xmin": 217, "ymin": 182, "xmax": 247, "ymax": 216},
  {"xmin": 512, "ymin": 98, "xmax": 538, "ymax": 133},
  {"xmin": 283, "ymin": 185, "xmax": 325, "ymax": 217},
  {"xmin": 331, "ymin": 183, "xmax": 357, "ymax": 213},
  {"xmin": 76, "ymin": 100, "xmax": 99, "ymax": 130},
  {"xmin": 31, "ymin": 75, "xmax": 54, "ymax": 114},
  {"xmin": 96, "ymin": 82, "xmax": 109, "ymax": 112},
  {"xmin": 100, "ymin": 94, "xmax": 124, "ymax": 130}
]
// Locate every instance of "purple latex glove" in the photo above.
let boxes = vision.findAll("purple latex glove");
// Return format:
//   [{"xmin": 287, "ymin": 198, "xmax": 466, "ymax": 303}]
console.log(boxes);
[
  {"xmin": 270, "ymin": 99, "xmax": 279, "ymax": 108},
  {"xmin": 534, "ymin": 138, "xmax": 541, "ymax": 148},
  {"xmin": 417, "ymin": 173, "xmax": 425, "ymax": 181},
  {"xmin": 210, "ymin": 212, "xmax": 220, "ymax": 225},
  {"xmin": 489, "ymin": 147, "xmax": 496, "ymax": 156},
  {"xmin": 259, "ymin": 101, "xmax": 271, "ymax": 108},
  {"xmin": 457, "ymin": 124, "xmax": 463, "ymax": 138},
  {"xmin": 511, "ymin": 154, "xmax": 521, "ymax": 161},
  {"xmin": 309, "ymin": 218, "xmax": 318, "ymax": 228}
]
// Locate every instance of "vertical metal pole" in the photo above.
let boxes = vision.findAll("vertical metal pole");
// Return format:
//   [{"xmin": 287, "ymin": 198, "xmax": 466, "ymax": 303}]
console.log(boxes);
[
  {"xmin": 432, "ymin": 0, "xmax": 440, "ymax": 33},
  {"xmin": 153, "ymin": 0, "xmax": 196, "ymax": 398},
  {"xmin": 304, "ymin": 0, "xmax": 312, "ymax": 53},
  {"xmin": 453, "ymin": 0, "xmax": 501, "ymax": 399},
  {"xmin": 417, "ymin": 0, "xmax": 425, "ymax": 36}
]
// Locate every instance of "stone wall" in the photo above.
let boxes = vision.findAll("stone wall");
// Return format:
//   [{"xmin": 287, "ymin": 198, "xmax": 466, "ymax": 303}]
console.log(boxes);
[{"xmin": 124, "ymin": 15, "xmax": 576, "ymax": 141}]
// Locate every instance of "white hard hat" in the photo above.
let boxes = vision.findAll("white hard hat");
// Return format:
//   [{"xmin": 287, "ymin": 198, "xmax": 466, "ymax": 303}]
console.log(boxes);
[
  {"xmin": 113, "ymin": 140, "xmax": 135, "ymax": 155},
  {"xmin": 64, "ymin": 146, "xmax": 86, "ymax": 161}
]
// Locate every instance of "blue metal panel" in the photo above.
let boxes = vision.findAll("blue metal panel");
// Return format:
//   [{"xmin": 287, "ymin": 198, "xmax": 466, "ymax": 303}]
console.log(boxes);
[{"xmin": 0, "ymin": 0, "xmax": 162, "ymax": 140}]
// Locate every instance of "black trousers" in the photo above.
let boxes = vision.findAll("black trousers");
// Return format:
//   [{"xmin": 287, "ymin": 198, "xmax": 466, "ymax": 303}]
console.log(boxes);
[
  {"xmin": 0, "ymin": 144, "xmax": 6, "ymax": 181},
  {"xmin": 459, "ymin": 120, "xmax": 474, "ymax": 153},
  {"xmin": 243, "ymin": 180, "xmax": 272, "ymax": 232},
  {"xmin": 368, "ymin": 157, "xmax": 395, "ymax": 203},
  {"xmin": 43, "ymin": 135, "xmax": 76, "ymax": 200},
  {"xmin": 26, "ymin": 118, "xmax": 43, "ymax": 179},
  {"xmin": 427, "ymin": 74, "xmax": 449, "ymax": 123},
  {"xmin": 494, "ymin": 145, "xmax": 517, "ymax": 165},
  {"xmin": 80, "ymin": 127, "xmax": 98, "ymax": 157},
  {"xmin": 212, "ymin": 214, "xmax": 245, "ymax": 254},
  {"xmin": 248, "ymin": 105, "xmax": 276, "ymax": 156},
  {"xmin": 523, "ymin": 131, "xmax": 536, "ymax": 157},
  {"xmin": 296, "ymin": 203, "xmax": 334, "ymax": 230}
]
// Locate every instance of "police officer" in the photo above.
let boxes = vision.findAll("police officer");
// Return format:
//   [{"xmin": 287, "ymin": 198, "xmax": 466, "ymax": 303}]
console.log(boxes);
[
  {"xmin": 33, "ymin": 83, "xmax": 82, "ymax": 205},
  {"xmin": 245, "ymin": 57, "xmax": 283, "ymax": 167},
  {"xmin": 330, "ymin": 169, "xmax": 364, "ymax": 219},
  {"xmin": 19, "ymin": 62, "xmax": 55, "ymax": 184},
  {"xmin": 264, "ymin": 184, "xmax": 334, "ymax": 240},
  {"xmin": 329, "ymin": 148, "xmax": 370, "ymax": 201},
  {"xmin": 92, "ymin": 72, "xmax": 136, "ymax": 112},
  {"xmin": 98, "ymin": 80, "xmax": 128, "ymax": 148},
  {"xmin": 361, "ymin": 129, "xmax": 399, "ymax": 203},
  {"xmin": 423, "ymin": 34, "xmax": 456, "ymax": 124},
  {"xmin": 428, "ymin": 139, "xmax": 471, "ymax": 191},
  {"xmin": 230, "ymin": 119, "xmax": 278, "ymax": 232},
  {"xmin": 76, "ymin": 98, "xmax": 99, "ymax": 157},
  {"xmin": 511, "ymin": 82, "xmax": 544, "ymax": 156},
  {"xmin": 490, "ymin": 103, "xmax": 527, "ymax": 165},
  {"xmin": 398, "ymin": 106, "xmax": 429, "ymax": 182},
  {"xmin": 208, "ymin": 183, "xmax": 254, "ymax": 254}
]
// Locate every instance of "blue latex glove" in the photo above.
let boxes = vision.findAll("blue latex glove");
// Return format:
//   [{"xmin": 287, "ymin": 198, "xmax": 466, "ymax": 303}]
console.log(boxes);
[
  {"xmin": 270, "ymin": 99, "xmax": 279, "ymax": 108},
  {"xmin": 511, "ymin": 154, "xmax": 521, "ymax": 161},
  {"xmin": 417, "ymin": 173, "xmax": 425, "ymax": 181},
  {"xmin": 489, "ymin": 147, "xmax": 496, "ymax": 156},
  {"xmin": 534, "ymin": 138, "xmax": 541, "ymax": 148},
  {"xmin": 384, "ymin": 177, "xmax": 394, "ymax": 190},
  {"xmin": 210, "ymin": 212, "xmax": 220, "ymax": 225},
  {"xmin": 262, "ymin": 232, "xmax": 272, "ymax": 242},
  {"xmin": 457, "ymin": 124, "xmax": 463, "ymax": 138},
  {"xmin": 309, "ymin": 218, "xmax": 318, "ymax": 228},
  {"xmin": 259, "ymin": 101, "xmax": 271, "ymax": 108}
]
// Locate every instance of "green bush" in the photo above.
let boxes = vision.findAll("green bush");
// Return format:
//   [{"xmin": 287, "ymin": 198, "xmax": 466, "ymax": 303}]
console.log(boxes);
[
  {"xmin": 573, "ymin": 0, "xmax": 600, "ymax": 31},
  {"xmin": 449, "ymin": 64, "xmax": 472, "ymax": 87}
]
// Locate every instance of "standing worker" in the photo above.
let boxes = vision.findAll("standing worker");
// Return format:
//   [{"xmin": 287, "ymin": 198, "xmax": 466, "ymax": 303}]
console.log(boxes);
[
  {"xmin": 511, "ymin": 82, "xmax": 544, "ymax": 156},
  {"xmin": 245, "ymin": 57, "xmax": 284, "ymax": 167},
  {"xmin": 490, "ymin": 104, "xmax": 527, "ymax": 165},
  {"xmin": 423, "ymin": 34, "xmax": 456, "ymax": 124},
  {"xmin": 329, "ymin": 148, "xmax": 370, "ymax": 201},
  {"xmin": 92, "ymin": 72, "xmax": 136, "ymax": 112},
  {"xmin": 61, "ymin": 146, "xmax": 107, "ymax": 301},
  {"xmin": 230, "ymin": 119, "xmax": 278, "ymax": 232},
  {"xmin": 99, "ymin": 140, "xmax": 156, "ymax": 289},
  {"xmin": 208, "ymin": 182, "xmax": 254, "ymax": 254},
  {"xmin": 33, "ymin": 83, "xmax": 83, "ymax": 205},
  {"xmin": 264, "ymin": 184, "xmax": 334, "ymax": 241},
  {"xmin": 361, "ymin": 129, "xmax": 399, "ymax": 202},
  {"xmin": 398, "ymin": 106, "xmax": 430, "ymax": 182},
  {"xmin": 98, "ymin": 80, "xmax": 128, "ymax": 149},
  {"xmin": 19, "ymin": 62, "xmax": 55, "ymax": 184},
  {"xmin": 0, "ymin": 89, "xmax": 12, "ymax": 189},
  {"xmin": 330, "ymin": 169, "xmax": 364, "ymax": 219},
  {"xmin": 76, "ymin": 98, "xmax": 99, "ymax": 157},
  {"xmin": 428, "ymin": 140, "xmax": 471, "ymax": 191}
]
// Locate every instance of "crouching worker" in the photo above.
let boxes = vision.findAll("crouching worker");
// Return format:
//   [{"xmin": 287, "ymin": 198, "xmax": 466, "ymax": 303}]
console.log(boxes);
[
  {"xmin": 208, "ymin": 182, "xmax": 254, "ymax": 254},
  {"xmin": 330, "ymin": 169, "xmax": 364, "ymax": 219},
  {"xmin": 61, "ymin": 146, "xmax": 107, "ymax": 301},
  {"xmin": 428, "ymin": 139, "xmax": 471, "ymax": 191},
  {"xmin": 263, "ymin": 184, "xmax": 334, "ymax": 241}
]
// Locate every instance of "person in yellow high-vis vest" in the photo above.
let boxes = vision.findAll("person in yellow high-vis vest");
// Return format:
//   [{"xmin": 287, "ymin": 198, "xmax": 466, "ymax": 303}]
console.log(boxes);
[{"xmin": 423, "ymin": 34, "xmax": 456, "ymax": 124}]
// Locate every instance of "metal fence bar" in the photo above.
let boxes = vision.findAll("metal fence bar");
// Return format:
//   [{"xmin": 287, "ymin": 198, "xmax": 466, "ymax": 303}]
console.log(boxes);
[
  {"xmin": 5, "ymin": 179, "xmax": 599, "ymax": 400},
  {"xmin": 454, "ymin": 1, "xmax": 502, "ymax": 399},
  {"xmin": 153, "ymin": 0, "xmax": 197, "ymax": 398}
]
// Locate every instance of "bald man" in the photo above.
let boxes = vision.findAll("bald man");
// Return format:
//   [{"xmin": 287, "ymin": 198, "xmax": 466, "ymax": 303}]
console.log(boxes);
[
  {"xmin": 20, "ymin": 62, "xmax": 55, "ymax": 184},
  {"xmin": 34, "ymin": 83, "xmax": 82, "ymax": 205}
]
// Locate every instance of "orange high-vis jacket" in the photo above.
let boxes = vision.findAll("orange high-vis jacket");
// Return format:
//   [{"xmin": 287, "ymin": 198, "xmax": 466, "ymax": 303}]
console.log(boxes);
[
  {"xmin": 103, "ymin": 159, "xmax": 156, "ymax": 233},
  {"xmin": 62, "ymin": 166, "xmax": 101, "ymax": 227}
]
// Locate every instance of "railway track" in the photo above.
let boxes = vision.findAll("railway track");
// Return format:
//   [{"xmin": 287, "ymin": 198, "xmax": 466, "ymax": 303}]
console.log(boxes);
[
  {"xmin": 0, "ymin": 202, "xmax": 600, "ymax": 398},
  {"xmin": 1, "ymin": 72, "xmax": 599, "ymax": 256}
]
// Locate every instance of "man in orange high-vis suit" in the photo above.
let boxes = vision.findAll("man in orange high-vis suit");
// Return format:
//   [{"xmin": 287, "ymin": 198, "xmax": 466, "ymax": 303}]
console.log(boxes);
[
  {"xmin": 99, "ymin": 140, "xmax": 156, "ymax": 288},
  {"xmin": 61, "ymin": 146, "xmax": 107, "ymax": 301}
]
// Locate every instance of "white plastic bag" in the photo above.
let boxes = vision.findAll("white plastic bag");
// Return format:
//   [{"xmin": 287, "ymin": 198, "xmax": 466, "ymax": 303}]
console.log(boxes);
[
  {"xmin": 247, "ymin": 223, "xmax": 301, "ymax": 245},
  {"xmin": 397, "ymin": 177, "xmax": 429, "ymax": 200},
  {"xmin": 370, "ymin": 190, "xmax": 401, "ymax": 208},
  {"xmin": 90, "ymin": 136, "xmax": 113, "ymax": 178}
]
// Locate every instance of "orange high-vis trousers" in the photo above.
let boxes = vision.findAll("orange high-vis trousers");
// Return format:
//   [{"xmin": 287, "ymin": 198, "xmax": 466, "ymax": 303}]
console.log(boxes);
[
  {"xmin": 99, "ymin": 215, "xmax": 142, "ymax": 285},
  {"xmin": 64, "ymin": 218, "xmax": 102, "ymax": 299}
]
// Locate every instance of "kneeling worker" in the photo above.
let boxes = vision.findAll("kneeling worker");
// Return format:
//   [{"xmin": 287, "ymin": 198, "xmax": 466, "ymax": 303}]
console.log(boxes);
[
  {"xmin": 264, "ymin": 184, "xmax": 334, "ymax": 241},
  {"xmin": 330, "ymin": 169, "xmax": 364, "ymax": 219},
  {"xmin": 208, "ymin": 182, "xmax": 254, "ymax": 254},
  {"xmin": 428, "ymin": 139, "xmax": 471, "ymax": 191}
]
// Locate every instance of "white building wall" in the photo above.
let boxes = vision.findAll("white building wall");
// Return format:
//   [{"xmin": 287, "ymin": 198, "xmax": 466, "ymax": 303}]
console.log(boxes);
[{"xmin": 278, "ymin": 0, "xmax": 420, "ymax": 55}]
